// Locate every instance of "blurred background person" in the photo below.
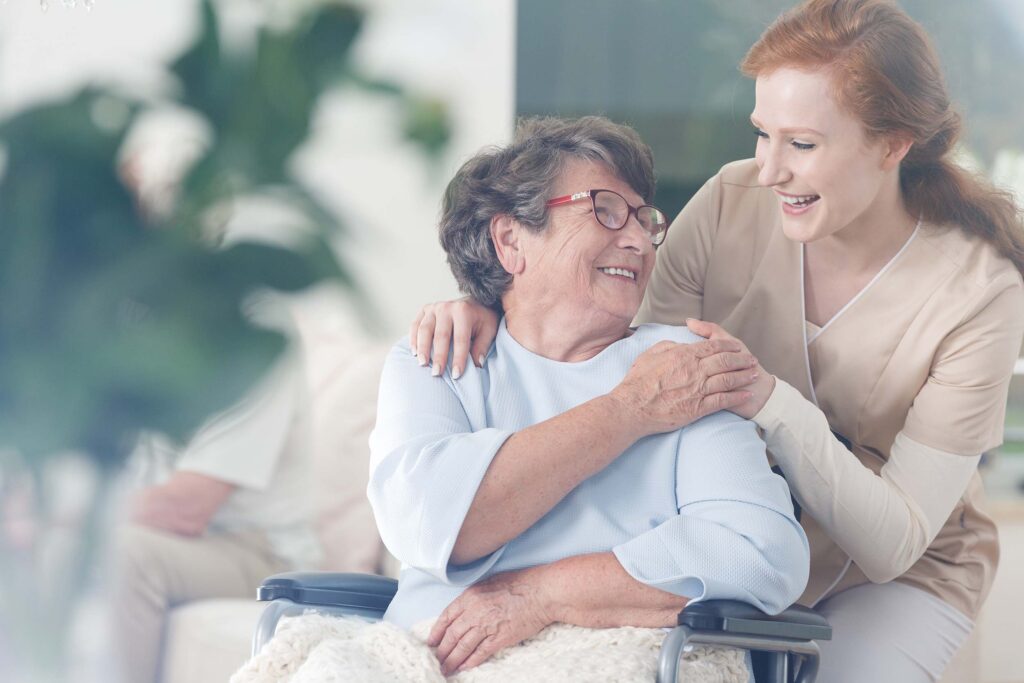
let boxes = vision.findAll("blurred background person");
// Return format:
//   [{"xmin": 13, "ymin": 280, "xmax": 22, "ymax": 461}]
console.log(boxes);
[{"xmin": 112, "ymin": 326, "xmax": 321, "ymax": 683}]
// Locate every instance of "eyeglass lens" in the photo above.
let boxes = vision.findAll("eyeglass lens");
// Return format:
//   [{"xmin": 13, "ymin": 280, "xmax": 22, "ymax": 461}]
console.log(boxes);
[{"xmin": 592, "ymin": 190, "xmax": 667, "ymax": 244}]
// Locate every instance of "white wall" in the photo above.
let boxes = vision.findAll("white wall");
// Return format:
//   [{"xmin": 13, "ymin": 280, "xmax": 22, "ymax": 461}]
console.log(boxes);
[
  {"xmin": 297, "ymin": 0, "xmax": 516, "ymax": 338},
  {"xmin": 0, "ymin": 0, "xmax": 516, "ymax": 340}
]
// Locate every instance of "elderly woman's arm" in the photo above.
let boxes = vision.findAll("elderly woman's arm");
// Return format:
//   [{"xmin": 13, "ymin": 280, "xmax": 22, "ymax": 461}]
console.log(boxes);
[
  {"xmin": 428, "ymin": 411, "xmax": 808, "ymax": 674},
  {"xmin": 612, "ymin": 410, "xmax": 809, "ymax": 613},
  {"xmin": 428, "ymin": 552, "xmax": 686, "ymax": 675},
  {"xmin": 369, "ymin": 337, "xmax": 758, "ymax": 578}
]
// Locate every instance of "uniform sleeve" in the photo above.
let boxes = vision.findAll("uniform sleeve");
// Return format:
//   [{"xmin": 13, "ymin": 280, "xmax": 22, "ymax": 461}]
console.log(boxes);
[
  {"xmin": 754, "ymin": 379, "xmax": 984, "ymax": 584},
  {"xmin": 175, "ymin": 351, "xmax": 301, "ymax": 490},
  {"xmin": 903, "ymin": 279, "xmax": 1024, "ymax": 455},
  {"xmin": 634, "ymin": 173, "xmax": 721, "ymax": 326},
  {"xmin": 753, "ymin": 276, "xmax": 1023, "ymax": 583},
  {"xmin": 612, "ymin": 411, "xmax": 810, "ymax": 614},
  {"xmin": 367, "ymin": 340, "xmax": 513, "ymax": 586}
]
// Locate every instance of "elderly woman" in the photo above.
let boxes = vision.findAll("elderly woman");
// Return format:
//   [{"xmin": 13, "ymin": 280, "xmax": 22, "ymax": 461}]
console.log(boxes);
[{"xmin": 368, "ymin": 116, "xmax": 809, "ymax": 677}]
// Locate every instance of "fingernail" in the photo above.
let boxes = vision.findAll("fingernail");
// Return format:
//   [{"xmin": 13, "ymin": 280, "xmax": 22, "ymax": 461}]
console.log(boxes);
[
  {"xmin": 453, "ymin": 366, "xmax": 462, "ymax": 380},
  {"xmin": 432, "ymin": 363, "xmax": 441, "ymax": 377},
  {"xmin": 477, "ymin": 354, "xmax": 486, "ymax": 367},
  {"xmin": 418, "ymin": 354, "xmax": 427, "ymax": 367},
  {"xmin": 752, "ymin": 372, "xmax": 759, "ymax": 380}
]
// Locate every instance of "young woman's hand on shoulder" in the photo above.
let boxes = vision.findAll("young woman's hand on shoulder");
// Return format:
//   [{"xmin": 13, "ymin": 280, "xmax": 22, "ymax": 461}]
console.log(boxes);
[
  {"xmin": 686, "ymin": 319, "xmax": 776, "ymax": 419},
  {"xmin": 610, "ymin": 336, "xmax": 761, "ymax": 436},
  {"xmin": 409, "ymin": 297, "xmax": 500, "ymax": 379}
]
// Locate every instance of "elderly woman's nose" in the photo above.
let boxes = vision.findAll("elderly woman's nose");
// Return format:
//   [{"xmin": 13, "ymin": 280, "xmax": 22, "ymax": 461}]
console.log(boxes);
[{"xmin": 616, "ymin": 216, "xmax": 652, "ymax": 251}]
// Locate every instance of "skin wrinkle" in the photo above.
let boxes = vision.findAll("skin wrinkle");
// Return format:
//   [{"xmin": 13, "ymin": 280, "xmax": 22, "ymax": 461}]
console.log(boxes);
[{"xmin": 499, "ymin": 160, "xmax": 654, "ymax": 363}]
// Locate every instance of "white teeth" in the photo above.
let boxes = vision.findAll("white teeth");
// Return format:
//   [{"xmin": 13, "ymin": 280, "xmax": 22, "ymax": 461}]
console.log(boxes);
[
  {"xmin": 599, "ymin": 267, "xmax": 636, "ymax": 280},
  {"xmin": 781, "ymin": 194, "xmax": 819, "ymax": 205}
]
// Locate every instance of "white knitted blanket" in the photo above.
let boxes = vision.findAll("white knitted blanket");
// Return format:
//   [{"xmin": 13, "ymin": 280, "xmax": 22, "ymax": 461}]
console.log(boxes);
[{"xmin": 231, "ymin": 613, "xmax": 748, "ymax": 683}]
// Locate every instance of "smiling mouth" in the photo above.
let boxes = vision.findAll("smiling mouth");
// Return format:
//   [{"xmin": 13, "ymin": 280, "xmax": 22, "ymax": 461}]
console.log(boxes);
[
  {"xmin": 597, "ymin": 266, "xmax": 637, "ymax": 281},
  {"xmin": 780, "ymin": 193, "xmax": 820, "ymax": 209}
]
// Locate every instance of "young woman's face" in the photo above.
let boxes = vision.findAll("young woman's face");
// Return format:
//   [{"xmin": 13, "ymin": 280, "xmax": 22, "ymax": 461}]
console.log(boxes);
[{"xmin": 752, "ymin": 67, "xmax": 896, "ymax": 243}]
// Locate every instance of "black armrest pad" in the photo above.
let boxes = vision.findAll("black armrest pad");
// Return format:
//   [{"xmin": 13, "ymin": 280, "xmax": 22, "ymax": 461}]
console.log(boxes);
[
  {"xmin": 258, "ymin": 572, "xmax": 398, "ymax": 612},
  {"xmin": 679, "ymin": 600, "xmax": 832, "ymax": 641}
]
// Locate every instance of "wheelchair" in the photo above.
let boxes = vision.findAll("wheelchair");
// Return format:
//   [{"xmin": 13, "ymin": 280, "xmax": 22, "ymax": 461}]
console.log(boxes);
[{"xmin": 252, "ymin": 572, "xmax": 831, "ymax": 683}]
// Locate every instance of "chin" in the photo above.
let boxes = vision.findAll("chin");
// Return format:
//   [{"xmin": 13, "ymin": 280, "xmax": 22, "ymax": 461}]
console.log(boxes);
[
  {"xmin": 597, "ymin": 306, "xmax": 638, "ymax": 327},
  {"xmin": 780, "ymin": 216, "xmax": 824, "ymax": 244}
]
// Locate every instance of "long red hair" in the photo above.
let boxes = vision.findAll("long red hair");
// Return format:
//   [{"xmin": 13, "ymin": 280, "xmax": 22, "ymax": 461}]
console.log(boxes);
[{"xmin": 742, "ymin": 0, "xmax": 1024, "ymax": 275}]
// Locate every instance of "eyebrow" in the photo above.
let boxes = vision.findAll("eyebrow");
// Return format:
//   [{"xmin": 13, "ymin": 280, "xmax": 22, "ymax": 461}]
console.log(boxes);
[{"xmin": 749, "ymin": 116, "xmax": 824, "ymax": 137}]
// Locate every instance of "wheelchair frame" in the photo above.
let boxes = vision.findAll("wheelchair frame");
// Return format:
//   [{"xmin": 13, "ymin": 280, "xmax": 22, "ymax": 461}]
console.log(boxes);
[{"xmin": 251, "ymin": 572, "xmax": 831, "ymax": 683}]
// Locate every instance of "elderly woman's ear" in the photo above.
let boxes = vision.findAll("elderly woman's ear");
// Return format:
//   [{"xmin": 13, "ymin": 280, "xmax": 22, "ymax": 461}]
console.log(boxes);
[{"xmin": 490, "ymin": 214, "xmax": 526, "ymax": 275}]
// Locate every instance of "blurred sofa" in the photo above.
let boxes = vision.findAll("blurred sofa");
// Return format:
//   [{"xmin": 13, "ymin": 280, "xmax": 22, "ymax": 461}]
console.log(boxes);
[{"xmin": 159, "ymin": 300, "xmax": 397, "ymax": 683}]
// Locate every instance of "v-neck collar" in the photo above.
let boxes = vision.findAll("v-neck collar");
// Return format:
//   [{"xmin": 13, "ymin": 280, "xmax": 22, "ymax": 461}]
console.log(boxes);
[{"xmin": 804, "ymin": 220, "xmax": 921, "ymax": 345}]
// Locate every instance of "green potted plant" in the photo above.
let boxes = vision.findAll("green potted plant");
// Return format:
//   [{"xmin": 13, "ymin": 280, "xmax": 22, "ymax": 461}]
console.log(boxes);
[{"xmin": 0, "ymin": 2, "xmax": 448, "ymax": 679}]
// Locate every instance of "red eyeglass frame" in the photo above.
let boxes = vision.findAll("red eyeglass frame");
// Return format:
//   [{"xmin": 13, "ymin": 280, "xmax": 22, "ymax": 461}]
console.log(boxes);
[{"xmin": 544, "ymin": 189, "xmax": 669, "ymax": 246}]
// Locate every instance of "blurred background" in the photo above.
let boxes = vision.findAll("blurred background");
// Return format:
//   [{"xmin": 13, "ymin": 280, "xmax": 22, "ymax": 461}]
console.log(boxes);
[{"xmin": 0, "ymin": 0, "xmax": 1021, "ymax": 681}]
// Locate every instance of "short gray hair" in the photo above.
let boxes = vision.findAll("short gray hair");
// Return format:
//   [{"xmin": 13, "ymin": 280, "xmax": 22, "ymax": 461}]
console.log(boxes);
[{"xmin": 439, "ymin": 116, "xmax": 656, "ymax": 309}]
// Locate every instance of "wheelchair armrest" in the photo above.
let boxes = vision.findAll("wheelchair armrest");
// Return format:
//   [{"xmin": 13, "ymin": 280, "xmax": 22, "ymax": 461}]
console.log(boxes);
[
  {"xmin": 257, "ymin": 571, "xmax": 398, "ymax": 612},
  {"xmin": 658, "ymin": 602, "xmax": 831, "ymax": 683},
  {"xmin": 252, "ymin": 572, "xmax": 397, "ymax": 657},
  {"xmin": 679, "ymin": 600, "xmax": 832, "ymax": 642}
]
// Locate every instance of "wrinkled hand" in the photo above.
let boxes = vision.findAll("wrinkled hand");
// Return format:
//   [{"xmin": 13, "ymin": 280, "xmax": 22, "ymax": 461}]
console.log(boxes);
[
  {"xmin": 409, "ymin": 297, "xmax": 500, "ymax": 379},
  {"xmin": 685, "ymin": 319, "xmax": 775, "ymax": 419},
  {"xmin": 611, "ymin": 330, "xmax": 761, "ymax": 436},
  {"xmin": 427, "ymin": 568, "xmax": 553, "ymax": 676}
]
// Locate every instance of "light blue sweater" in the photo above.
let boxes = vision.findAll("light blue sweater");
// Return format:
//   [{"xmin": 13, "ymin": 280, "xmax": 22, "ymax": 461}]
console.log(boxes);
[{"xmin": 368, "ymin": 320, "xmax": 809, "ymax": 628}]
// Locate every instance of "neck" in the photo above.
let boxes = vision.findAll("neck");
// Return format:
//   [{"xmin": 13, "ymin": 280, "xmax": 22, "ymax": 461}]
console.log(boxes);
[
  {"xmin": 502, "ymin": 299, "xmax": 630, "ymax": 362},
  {"xmin": 807, "ymin": 180, "xmax": 917, "ymax": 273}
]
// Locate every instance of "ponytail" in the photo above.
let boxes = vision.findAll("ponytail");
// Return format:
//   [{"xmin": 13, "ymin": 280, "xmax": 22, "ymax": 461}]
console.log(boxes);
[{"xmin": 902, "ymin": 160, "xmax": 1024, "ymax": 275}]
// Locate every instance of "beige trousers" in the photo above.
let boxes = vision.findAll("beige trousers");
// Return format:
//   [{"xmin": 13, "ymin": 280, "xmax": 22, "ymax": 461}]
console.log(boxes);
[
  {"xmin": 814, "ymin": 580, "xmax": 974, "ymax": 682},
  {"xmin": 110, "ymin": 523, "xmax": 289, "ymax": 683}
]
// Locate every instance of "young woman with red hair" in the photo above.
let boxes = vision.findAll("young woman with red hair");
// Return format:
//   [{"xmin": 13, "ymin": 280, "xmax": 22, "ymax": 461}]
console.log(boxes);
[{"xmin": 409, "ymin": 1, "xmax": 1024, "ymax": 679}]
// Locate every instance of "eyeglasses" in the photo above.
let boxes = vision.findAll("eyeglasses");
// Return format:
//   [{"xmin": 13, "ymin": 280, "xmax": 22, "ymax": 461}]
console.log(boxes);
[{"xmin": 545, "ymin": 189, "xmax": 669, "ymax": 246}]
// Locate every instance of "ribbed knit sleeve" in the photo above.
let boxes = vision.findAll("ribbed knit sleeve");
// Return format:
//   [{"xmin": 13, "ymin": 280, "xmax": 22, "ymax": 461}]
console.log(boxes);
[
  {"xmin": 368, "ymin": 340, "xmax": 513, "ymax": 585},
  {"xmin": 613, "ymin": 411, "xmax": 809, "ymax": 614}
]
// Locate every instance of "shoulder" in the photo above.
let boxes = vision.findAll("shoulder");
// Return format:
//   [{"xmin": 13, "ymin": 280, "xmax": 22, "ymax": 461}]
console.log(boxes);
[
  {"xmin": 693, "ymin": 159, "xmax": 779, "ymax": 244},
  {"xmin": 918, "ymin": 223, "xmax": 1024, "ymax": 308},
  {"xmin": 630, "ymin": 323, "xmax": 704, "ymax": 346},
  {"xmin": 717, "ymin": 158, "xmax": 762, "ymax": 187},
  {"xmin": 716, "ymin": 159, "xmax": 776, "ymax": 208},
  {"xmin": 381, "ymin": 337, "xmax": 472, "ymax": 397},
  {"xmin": 687, "ymin": 159, "xmax": 764, "ymax": 206},
  {"xmin": 376, "ymin": 337, "xmax": 494, "ymax": 430}
]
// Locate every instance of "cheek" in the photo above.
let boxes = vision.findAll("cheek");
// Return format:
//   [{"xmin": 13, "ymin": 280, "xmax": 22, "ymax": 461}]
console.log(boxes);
[
  {"xmin": 640, "ymin": 259, "xmax": 655, "ymax": 287},
  {"xmin": 797, "ymin": 155, "xmax": 847, "ymax": 207},
  {"xmin": 823, "ymin": 158, "xmax": 880, "ymax": 213}
]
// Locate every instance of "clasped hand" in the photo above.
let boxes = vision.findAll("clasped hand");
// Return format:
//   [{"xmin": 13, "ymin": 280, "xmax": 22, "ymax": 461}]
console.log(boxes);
[
  {"xmin": 427, "ymin": 568, "xmax": 554, "ymax": 676},
  {"xmin": 610, "ymin": 327, "xmax": 762, "ymax": 435}
]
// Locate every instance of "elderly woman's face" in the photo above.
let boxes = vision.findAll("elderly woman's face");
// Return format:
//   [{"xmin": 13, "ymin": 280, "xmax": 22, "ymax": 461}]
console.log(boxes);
[{"xmin": 518, "ymin": 159, "xmax": 655, "ymax": 327}]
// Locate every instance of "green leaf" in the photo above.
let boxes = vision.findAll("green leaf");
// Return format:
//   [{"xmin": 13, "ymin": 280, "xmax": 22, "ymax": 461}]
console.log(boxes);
[
  {"xmin": 169, "ymin": 0, "xmax": 226, "ymax": 120},
  {"xmin": 0, "ymin": 0, "xmax": 447, "ymax": 468}
]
